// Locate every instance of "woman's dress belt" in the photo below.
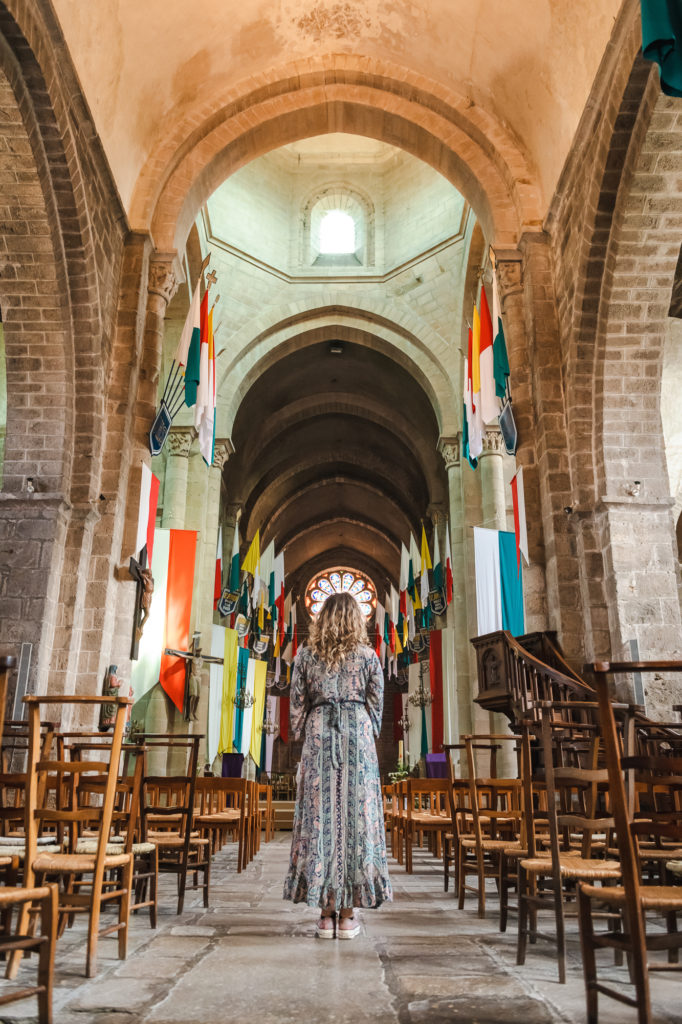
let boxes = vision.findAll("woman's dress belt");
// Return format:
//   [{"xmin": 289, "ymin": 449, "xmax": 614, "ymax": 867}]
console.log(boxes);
[{"xmin": 311, "ymin": 699, "xmax": 365, "ymax": 768}]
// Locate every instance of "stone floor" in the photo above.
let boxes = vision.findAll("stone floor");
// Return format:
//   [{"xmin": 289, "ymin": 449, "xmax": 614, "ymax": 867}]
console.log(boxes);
[{"xmin": 0, "ymin": 835, "xmax": 680, "ymax": 1023}]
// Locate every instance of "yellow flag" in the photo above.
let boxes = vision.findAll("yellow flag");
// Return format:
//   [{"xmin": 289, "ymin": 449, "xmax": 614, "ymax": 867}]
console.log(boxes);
[
  {"xmin": 249, "ymin": 661, "xmax": 267, "ymax": 765},
  {"xmin": 218, "ymin": 628, "xmax": 239, "ymax": 754},
  {"xmin": 472, "ymin": 303, "xmax": 481, "ymax": 395},
  {"xmin": 258, "ymin": 589, "xmax": 264, "ymax": 631},
  {"xmin": 241, "ymin": 529, "xmax": 260, "ymax": 577},
  {"xmin": 420, "ymin": 524, "xmax": 432, "ymax": 573}
]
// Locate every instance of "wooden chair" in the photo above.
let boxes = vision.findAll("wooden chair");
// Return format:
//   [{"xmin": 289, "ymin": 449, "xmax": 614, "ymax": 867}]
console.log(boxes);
[
  {"xmin": 442, "ymin": 743, "xmax": 474, "ymax": 894},
  {"xmin": 457, "ymin": 736, "xmax": 522, "ymax": 919},
  {"xmin": 578, "ymin": 667, "xmax": 682, "ymax": 1024},
  {"xmin": 403, "ymin": 779, "xmax": 451, "ymax": 873},
  {"xmin": 140, "ymin": 734, "xmax": 210, "ymax": 913},
  {"xmin": 517, "ymin": 702, "xmax": 621, "ymax": 984},
  {"xmin": 194, "ymin": 777, "xmax": 247, "ymax": 866},
  {"xmin": 12, "ymin": 694, "xmax": 132, "ymax": 979},
  {"xmin": 0, "ymin": 656, "xmax": 58, "ymax": 1023}
]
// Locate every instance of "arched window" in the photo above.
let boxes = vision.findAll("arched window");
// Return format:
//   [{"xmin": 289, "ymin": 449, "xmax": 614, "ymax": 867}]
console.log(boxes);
[
  {"xmin": 303, "ymin": 186, "xmax": 374, "ymax": 268},
  {"xmin": 305, "ymin": 568, "xmax": 377, "ymax": 619},
  {"xmin": 319, "ymin": 210, "xmax": 356, "ymax": 254}
]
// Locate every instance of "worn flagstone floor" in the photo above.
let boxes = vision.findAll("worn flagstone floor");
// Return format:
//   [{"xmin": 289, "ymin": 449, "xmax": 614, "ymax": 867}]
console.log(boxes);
[{"xmin": 0, "ymin": 835, "xmax": 680, "ymax": 1024}]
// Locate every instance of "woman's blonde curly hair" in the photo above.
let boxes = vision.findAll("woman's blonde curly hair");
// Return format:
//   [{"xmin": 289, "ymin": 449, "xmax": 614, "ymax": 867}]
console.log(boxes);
[{"xmin": 308, "ymin": 592, "xmax": 367, "ymax": 670}]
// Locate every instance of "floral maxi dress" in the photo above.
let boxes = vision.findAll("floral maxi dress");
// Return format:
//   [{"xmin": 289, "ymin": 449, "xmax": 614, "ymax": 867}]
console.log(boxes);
[{"xmin": 283, "ymin": 644, "xmax": 393, "ymax": 909}]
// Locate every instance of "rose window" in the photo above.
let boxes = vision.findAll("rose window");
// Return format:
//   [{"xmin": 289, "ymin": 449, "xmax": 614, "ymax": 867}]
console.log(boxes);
[{"xmin": 305, "ymin": 568, "xmax": 377, "ymax": 619}]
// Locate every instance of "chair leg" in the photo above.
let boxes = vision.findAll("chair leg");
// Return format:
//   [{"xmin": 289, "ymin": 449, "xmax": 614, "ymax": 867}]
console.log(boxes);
[
  {"xmin": 149, "ymin": 849, "xmax": 158, "ymax": 929},
  {"xmin": 551, "ymin": 874, "xmax": 567, "ymax": 985},
  {"xmin": 517, "ymin": 866, "xmax": 528, "ymax": 966},
  {"xmin": 476, "ymin": 847, "xmax": 486, "ymax": 919},
  {"xmin": 499, "ymin": 854, "xmax": 508, "ymax": 933},
  {"xmin": 666, "ymin": 909, "xmax": 679, "ymax": 964},
  {"xmin": 577, "ymin": 885, "xmax": 599, "ymax": 1024},
  {"xmin": 203, "ymin": 852, "xmax": 211, "ymax": 908},
  {"xmin": 118, "ymin": 856, "xmax": 133, "ymax": 961},
  {"xmin": 85, "ymin": 884, "xmax": 103, "ymax": 978},
  {"xmin": 37, "ymin": 885, "xmax": 58, "ymax": 1024}
]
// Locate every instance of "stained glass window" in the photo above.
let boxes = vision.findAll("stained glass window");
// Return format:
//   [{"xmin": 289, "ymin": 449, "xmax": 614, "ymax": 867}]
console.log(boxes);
[{"xmin": 305, "ymin": 567, "xmax": 377, "ymax": 620}]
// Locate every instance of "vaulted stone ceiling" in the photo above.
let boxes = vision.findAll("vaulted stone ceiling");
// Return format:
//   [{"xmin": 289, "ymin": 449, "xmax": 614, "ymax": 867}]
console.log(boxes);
[
  {"xmin": 224, "ymin": 338, "xmax": 446, "ymax": 605},
  {"xmin": 51, "ymin": 0, "xmax": 623, "ymax": 221}
]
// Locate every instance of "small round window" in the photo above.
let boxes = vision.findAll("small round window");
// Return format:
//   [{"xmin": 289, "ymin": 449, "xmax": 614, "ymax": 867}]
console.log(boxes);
[{"xmin": 305, "ymin": 567, "xmax": 376, "ymax": 619}]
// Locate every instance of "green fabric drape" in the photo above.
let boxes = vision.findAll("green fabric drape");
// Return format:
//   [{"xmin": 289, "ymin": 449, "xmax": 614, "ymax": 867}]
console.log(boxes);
[
  {"xmin": 420, "ymin": 703, "xmax": 429, "ymax": 757},
  {"xmin": 641, "ymin": 0, "xmax": 682, "ymax": 96},
  {"xmin": 499, "ymin": 530, "xmax": 525, "ymax": 637}
]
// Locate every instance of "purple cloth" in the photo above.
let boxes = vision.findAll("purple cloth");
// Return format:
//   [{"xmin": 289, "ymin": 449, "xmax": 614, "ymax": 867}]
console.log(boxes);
[
  {"xmin": 222, "ymin": 753, "xmax": 244, "ymax": 778},
  {"xmin": 425, "ymin": 753, "xmax": 447, "ymax": 779}
]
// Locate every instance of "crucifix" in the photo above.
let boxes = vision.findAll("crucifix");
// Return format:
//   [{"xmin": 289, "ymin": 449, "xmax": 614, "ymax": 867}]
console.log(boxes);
[
  {"xmin": 165, "ymin": 632, "xmax": 223, "ymax": 721},
  {"xmin": 129, "ymin": 553, "xmax": 154, "ymax": 661}
]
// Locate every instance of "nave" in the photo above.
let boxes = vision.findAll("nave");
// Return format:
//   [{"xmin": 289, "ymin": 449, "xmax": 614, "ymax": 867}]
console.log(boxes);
[{"xmin": 0, "ymin": 835, "xmax": 679, "ymax": 1024}]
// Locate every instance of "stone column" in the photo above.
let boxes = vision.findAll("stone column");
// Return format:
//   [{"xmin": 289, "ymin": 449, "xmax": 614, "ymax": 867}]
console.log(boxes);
[
  {"xmin": 438, "ymin": 437, "xmax": 469, "ymax": 767},
  {"xmin": 161, "ymin": 428, "xmax": 195, "ymax": 529},
  {"xmin": 480, "ymin": 428, "xmax": 507, "ymax": 531},
  {"xmin": 478, "ymin": 426, "xmax": 516, "ymax": 771}
]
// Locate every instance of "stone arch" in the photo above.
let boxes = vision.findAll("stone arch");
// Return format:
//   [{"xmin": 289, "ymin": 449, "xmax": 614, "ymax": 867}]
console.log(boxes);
[
  {"xmin": 564, "ymin": 65, "xmax": 682, "ymax": 681},
  {"xmin": 215, "ymin": 298, "xmax": 458, "ymax": 438},
  {"xmin": 130, "ymin": 56, "xmax": 542, "ymax": 252},
  {"xmin": 0, "ymin": 2, "xmax": 127, "ymax": 695}
]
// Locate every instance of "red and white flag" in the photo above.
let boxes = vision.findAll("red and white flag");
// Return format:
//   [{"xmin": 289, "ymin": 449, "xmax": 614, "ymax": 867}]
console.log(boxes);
[
  {"xmin": 135, "ymin": 463, "xmax": 160, "ymax": 565},
  {"xmin": 510, "ymin": 467, "xmax": 529, "ymax": 572},
  {"xmin": 213, "ymin": 524, "xmax": 222, "ymax": 610},
  {"xmin": 444, "ymin": 520, "xmax": 453, "ymax": 605}
]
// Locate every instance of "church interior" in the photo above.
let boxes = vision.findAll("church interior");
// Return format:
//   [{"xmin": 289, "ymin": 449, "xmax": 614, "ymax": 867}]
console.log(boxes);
[{"xmin": 1, "ymin": 0, "xmax": 682, "ymax": 1021}]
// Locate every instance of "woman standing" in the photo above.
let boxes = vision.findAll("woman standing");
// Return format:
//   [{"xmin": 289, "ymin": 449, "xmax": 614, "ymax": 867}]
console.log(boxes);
[{"xmin": 283, "ymin": 591, "xmax": 392, "ymax": 938}]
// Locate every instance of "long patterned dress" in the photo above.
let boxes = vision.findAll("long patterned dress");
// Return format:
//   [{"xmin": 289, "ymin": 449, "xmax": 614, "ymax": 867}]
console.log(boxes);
[{"xmin": 283, "ymin": 643, "xmax": 393, "ymax": 910}]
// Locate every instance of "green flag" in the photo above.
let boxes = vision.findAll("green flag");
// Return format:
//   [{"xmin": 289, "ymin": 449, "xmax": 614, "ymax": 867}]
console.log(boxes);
[
  {"xmin": 642, "ymin": 0, "xmax": 682, "ymax": 96},
  {"xmin": 420, "ymin": 703, "xmax": 429, "ymax": 758},
  {"xmin": 493, "ymin": 317, "xmax": 510, "ymax": 401}
]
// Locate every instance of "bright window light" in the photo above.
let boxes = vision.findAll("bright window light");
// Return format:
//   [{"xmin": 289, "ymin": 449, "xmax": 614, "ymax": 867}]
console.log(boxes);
[{"xmin": 319, "ymin": 210, "xmax": 355, "ymax": 254}]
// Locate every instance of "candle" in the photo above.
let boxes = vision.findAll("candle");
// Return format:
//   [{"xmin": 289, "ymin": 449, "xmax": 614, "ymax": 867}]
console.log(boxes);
[{"xmin": 398, "ymin": 740, "xmax": 404, "ymax": 763}]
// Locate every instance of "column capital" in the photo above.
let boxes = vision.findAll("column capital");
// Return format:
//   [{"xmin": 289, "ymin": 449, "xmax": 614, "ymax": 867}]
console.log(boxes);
[
  {"xmin": 212, "ymin": 438, "xmax": 234, "ymax": 471},
  {"xmin": 438, "ymin": 435, "xmax": 461, "ymax": 470},
  {"xmin": 427, "ymin": 504, "xmax": 448, "ymax": 526},
  {"xmin": 226, "ymin": 503, "xmax": 242, "ymax": 524},
  {"xmin": 480, "ymin": 427, "xmax": 504, "ymax": 457},
  {"xmin": 148, "ymin": 251, "xmax": 180, "ymax": 305},
  {"xmin": 166, "ymin": 427, "xmax": 195, "ymax": 458}
]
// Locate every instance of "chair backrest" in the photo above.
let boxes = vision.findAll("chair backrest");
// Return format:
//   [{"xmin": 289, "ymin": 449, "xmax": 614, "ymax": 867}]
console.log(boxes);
[
  {"xmin": 463, "ymin": 735, "xmax": 523, "ymax": 845},
  {"xmin": 140, "ymin": 735, "xmax": 202, "ymax": 843},
  {"xmin": 22, "ymin": 695, "xmax": 131, "ymax": 888},
  {"xmin": 536, "ymin": 702, "xmax": 615, "ymax": 862},
  {"xmin": 404, "ymin": 778, "xmax": 450, "ymax": 820}
]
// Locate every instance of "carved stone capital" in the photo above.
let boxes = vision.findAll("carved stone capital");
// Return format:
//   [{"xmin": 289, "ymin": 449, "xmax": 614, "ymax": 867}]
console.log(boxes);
[
  {"xmin": 480, "ymin": 428, "xmax": 504, "ymax": 456},
  {"xmin": 148, "ymin": 253, "xmax": 179, "ymax": 305},
  {"xmin": 493, "ymin": 250, "xmax": 523, "ymax": 305},
  {"xmin": 212, "ymin": 438, "xmax": 234, "ymax": 471},
  {"xmin": 226, "ymin": 503, "xmax": 242, "ymax": 524},
  {"xmin": 438, "ymin": 435, "xmax": 461, "ymax": 471},
  {"xmin": 166, "ymin": 427, "xmax": 195, "ymax": 458},
  {"xmin": 428, "ymin": 504, "xmax": 447, "ymax": 527}
]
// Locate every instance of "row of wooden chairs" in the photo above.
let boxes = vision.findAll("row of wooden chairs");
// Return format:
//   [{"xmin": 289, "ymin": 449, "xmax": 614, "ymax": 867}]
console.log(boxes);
[
  {"xmin": 386, "ymin": 666, "xmax": 682, "ymax": 1024},
  {"xmin": 0, "ymin": 662, "xmax": 274, "ymax": 1024}
]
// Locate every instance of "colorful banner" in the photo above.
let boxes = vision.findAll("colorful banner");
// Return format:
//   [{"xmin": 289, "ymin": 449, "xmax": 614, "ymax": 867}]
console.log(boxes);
[
  {"xmin": 249, "ymin": 661, "xmax": 267, "ymax": 766},
  {"xmin": 473, "ymin": 527, "xmax": 524, "ymax": 637},
  {"xmin": 208, "ymin": 624, "xmax": 225, "ymax": 764},
  {"xmin": 429, "ymin": 630, "xmax": 444, "ymax": 752},
  {"xmin": 159, "ymin": 529, "xmax": 198, "ymax": 711}
]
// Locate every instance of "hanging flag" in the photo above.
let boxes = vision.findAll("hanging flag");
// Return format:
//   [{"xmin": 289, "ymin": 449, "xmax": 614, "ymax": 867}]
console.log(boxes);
[
  {"xmin": 274, "ymin": 553, "xmax": 286, "ymax": 649},
  {"xmin": 429, "ymin": 631, "xmax": 444, "ymax": 752},
  {"xmin": 641, "ymin": 0, "xmax": 682, "ymax": 97},
  {"xmin": 399, "ymin": 543, "xmax": 409, "ymax": 616},
  {"xmin": 241, "ymin": 529, "xmax": 260, "ymax": 578},
  {"xmin": 432, "ymin": 527, "xmax": 443, "ymax": 592},
  {"xmin": 479, "ymin": 285, "xmax": 500, "ymax": 423},
  {"xmin": 186, "ymin": 285, "xmax": 207, "ymax": 409},
  {"xmin": 492, "ymin": 273, "xmax": 511, "ymax": 401},
  {"xmin": 135, "ymin": 463, "xmax": 160, "ymax": 565},
  {"xmin": 218, "ymin": 628, "xmax": 239, "ymax": 755},
  {"xmin": 229, "ymin": 524, "xmax": 240, "ymax": 591},
  {"xmin": 232, "ymin": 647, "xmax": 250, "ymax": 752},
  {"xmin": 408, "ymin": 533, "xmax": 420, "ymax": 605},
  {"xmin": 279, "ymin": 695, "xmax": 289, "ymax": 744},
  {"xmin": 158, "ymin": 529, "xmax": 199, "ymax": 712},
  {"xmin": 174, "ymin": 277, "xmax": 202, "ymax": 408},
  {"xmin": 472, "ymin": 301, "xmax": 481, "ymax": 400},
  {"xmin": 473, "ymin": 527, "xmax": 525, "ymax": 637},
  {"xmin": 196, "ymin": 304, "xmax": 216, "ymax": 465},
  {"xmin": 420, "ymin": 525, "xmax": 432, "ymax": 608},
  {"xmin": 444, "ymin": 520, "xmax": 453, "ymax": 606},
  {"xmin": 249, "ymin": 661, "xmax": 267, "ymax": 766},
  {"xmin": 213, "ymin": 524, "xmax": 223, "ymax": 611},
  {"xmin": 375, "ymin": 603, "xmax": 385, "ymax": 660},
  {"xmin": 259, "ymin": 541, "xmax": 275, "ymax": 615},
  {"xmin": 208, "ymin": 624, "xmax": 226, "ymax": 764},
  {"xmin": 510, "ymin": 466, "xmax": 529, "ymax": 572},
  {"xmin": 291, "ymin": 603, "xmax": 298, "ymax": 657},
  {"xmin": 130, "ymin": 528, "xmax": 170, "ymax": 701},
  {"xmin": 467, "ymin": 325, "xmax": 483, "ymax": 459}
]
